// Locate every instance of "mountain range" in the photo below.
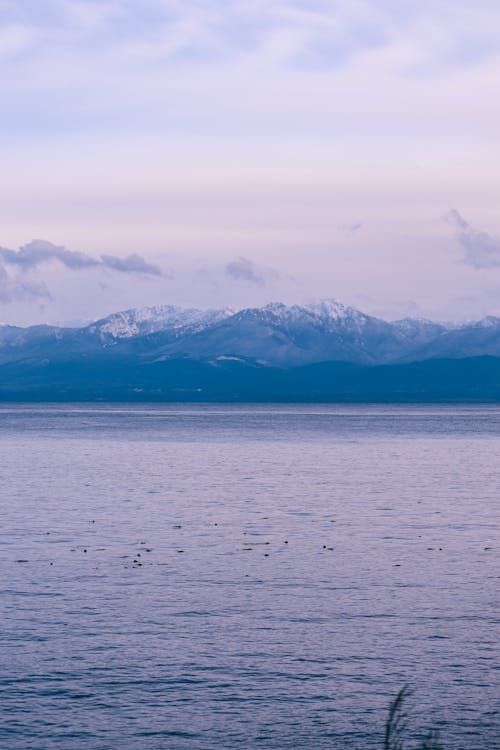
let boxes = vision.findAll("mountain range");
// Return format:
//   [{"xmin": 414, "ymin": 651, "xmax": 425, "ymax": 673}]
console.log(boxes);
[{"xmin": 2, "ymin": 300, "xmax": 500, "ymax": 400}]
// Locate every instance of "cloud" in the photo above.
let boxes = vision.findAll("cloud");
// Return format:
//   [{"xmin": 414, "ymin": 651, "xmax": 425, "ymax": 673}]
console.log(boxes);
[
  {"xmin": 339, "ymin": 221, "xmax": 363, "ymax": 234},
  {"xmin": 226, "ymin": 257, "xmax": 265, "ymax": 285},
  {"xmin": 100, "ymin": 253, "xmax": 162, "ymax": 276},
  {"xmin": 0, "ymin": 239, "xmax": 162, "ymax": 276},
  {"xmin": 2, "ymin": 0, "xmax": 498, "ymax": 144},
  {"xmin": 226, "ymin": 257, "xmax": 271, "ymax": 286},
  {"xmin": 0, "ymin": 239, "xmax": 99, "ymax": 270},
  {"xmin": 447, "ymin": 209, "xmax": 500, "ymax": 269},
  {"xmin": 0, "ymin": 261, "xmax": 51, "ymax": 303},
  {"xmin": 348, "ymin": 222, "xmax": 363, "ymax": 233},
  {"xmin": 2, "ymin": 1, "xmax": 497, "ymax": 76}
]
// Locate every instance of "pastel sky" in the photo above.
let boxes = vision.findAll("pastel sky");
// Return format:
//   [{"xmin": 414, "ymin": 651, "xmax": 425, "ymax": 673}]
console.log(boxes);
[{"xmin": 1, "ymin": 0, "xmax": 500, "ymax": 325}]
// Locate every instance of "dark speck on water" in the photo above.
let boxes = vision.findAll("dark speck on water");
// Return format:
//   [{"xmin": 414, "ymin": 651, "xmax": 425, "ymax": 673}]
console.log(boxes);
[{"xmin": 0, "ymin": 403, "xmax": 498, "ymax": 749}]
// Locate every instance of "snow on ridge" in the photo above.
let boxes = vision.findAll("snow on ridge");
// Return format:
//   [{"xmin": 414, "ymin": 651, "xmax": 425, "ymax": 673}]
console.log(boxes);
[
  {"xmin": 393, "ymin": 316, "xmax": 437, "ymax": 326},
  {"xmin": 303, "ymin": 298, "xmax": 365, "ymax": 322},
  {"xmin": 93, "ymin": 305, "xmax": 234, "ymax": 340},
  {"xmin": 260, "ymin": 299, "xmax": 365, "ymax": 324},
  {"xmin": 469, "ymin": 315, "xmax": 500, "ymax": 329},
  {"xmin": 392, "ymin": 317, "xmax": 445, "ymax": 333},
  {"xmin": 86, "ymin": 300, "xmax": 499, "ymax": 343}
]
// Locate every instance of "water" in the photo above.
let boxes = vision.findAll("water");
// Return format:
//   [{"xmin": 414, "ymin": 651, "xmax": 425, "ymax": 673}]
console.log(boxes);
[{"xmin": 0, "ymin": 404, "xmax": 498, "ymax": 749}]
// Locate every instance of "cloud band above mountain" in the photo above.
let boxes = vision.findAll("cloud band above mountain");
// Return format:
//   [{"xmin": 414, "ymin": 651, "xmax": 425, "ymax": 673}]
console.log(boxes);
[{"xmin": 0, "ymin": 239, "xmax": 162, "ymax": 276}]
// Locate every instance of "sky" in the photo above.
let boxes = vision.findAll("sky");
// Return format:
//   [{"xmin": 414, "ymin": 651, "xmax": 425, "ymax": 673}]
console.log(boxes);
[{"xmin": 1, "ymin": 0, "xmax": 500, "ymax": 326}]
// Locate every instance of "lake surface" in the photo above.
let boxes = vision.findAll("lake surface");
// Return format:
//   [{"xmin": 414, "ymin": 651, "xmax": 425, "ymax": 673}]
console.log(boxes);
[{"xmin": 0, "ymin": 404, "xmax": 498, "ymax": 749}]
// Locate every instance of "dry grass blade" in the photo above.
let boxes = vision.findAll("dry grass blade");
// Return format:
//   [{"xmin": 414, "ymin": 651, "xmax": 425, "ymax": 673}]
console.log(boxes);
[{"xmin": 383, "ymin": 685, "xmax": 412, "ymax": 750}]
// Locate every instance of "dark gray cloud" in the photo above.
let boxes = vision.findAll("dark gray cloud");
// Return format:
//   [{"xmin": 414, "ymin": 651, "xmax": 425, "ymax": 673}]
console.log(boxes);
[
  {"xmin": 100, "ymin": 253, "xmax": 162, "ymax": 276},
  {"xmin": 226, "ymin": 257, "xmax": 265, "ymax": 285},
  {"xmin": 0, "ymin": 240, "xmax": 99, "ymax": 270},
  {"xmin": 447, "ymin": 209, "xmax": 500, "ymax": 269},
  {"xmin": 225, "ymin": 256, "xmax": 281, "ymax": 286},
  {"xmin": 0, "ymin": 239, "xmax": 162, "ymax": 276},
  {"xmin": 0, "ymin": 261, "xmax": 51, "ymax": 303}
]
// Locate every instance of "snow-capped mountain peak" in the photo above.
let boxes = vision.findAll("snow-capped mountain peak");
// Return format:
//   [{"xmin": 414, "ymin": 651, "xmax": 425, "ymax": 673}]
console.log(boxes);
[
  {"xmin": 303, "ymin": 299, "xmax": 366, "ymax": 323},
  {"xmin": 257, "ymin": 299, "xmax": 366, "ymax": 326},
  {"xmin": 89, "ymin": 305, "xmax": 234, "ymax": 340},
  {"xmin": 3, "ymin": 300, "xmax": 500, "ymax": 374}
]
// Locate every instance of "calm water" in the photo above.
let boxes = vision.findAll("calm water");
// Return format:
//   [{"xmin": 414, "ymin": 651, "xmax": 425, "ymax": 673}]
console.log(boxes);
[{"xmin": 0, "ymin": 404, "xmax": 498, "ymax": 750}]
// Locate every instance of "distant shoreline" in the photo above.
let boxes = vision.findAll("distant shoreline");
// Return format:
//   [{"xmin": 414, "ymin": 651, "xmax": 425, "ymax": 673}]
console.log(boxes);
[{"xmin": 2, "ymin": 355, "xmax": 500, "ymax": 403}]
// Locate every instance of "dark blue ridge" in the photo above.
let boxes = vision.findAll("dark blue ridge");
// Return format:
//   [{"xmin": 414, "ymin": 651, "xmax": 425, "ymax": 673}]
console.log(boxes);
[{"xmin": 2, "ymin": 355, "xmax": 500, "ymax": 402}]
